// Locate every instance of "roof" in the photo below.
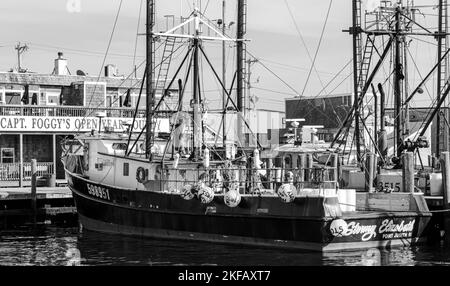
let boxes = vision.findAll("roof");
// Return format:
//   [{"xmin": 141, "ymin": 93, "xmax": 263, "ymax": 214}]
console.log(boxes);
[
  {"xmin": 274, "ymin": 143, "xmax": 335, "ymax": 153},
  {"xmin": 285, "ymin": 93, "xmax": 353, "ymax": 101},
  {"xmin": 0, "ymin": 72, "xmax": 142, "ymax": 89}
]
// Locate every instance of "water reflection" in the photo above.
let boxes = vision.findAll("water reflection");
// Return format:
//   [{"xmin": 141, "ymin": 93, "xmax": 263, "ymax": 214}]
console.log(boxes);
[
  {"xmin": 0, "ymin": 227, "xmax": 78, "ymax": 266},
  {"xmin": 1, "ymin": 226, "xmax": 450, "ymax": 266}
]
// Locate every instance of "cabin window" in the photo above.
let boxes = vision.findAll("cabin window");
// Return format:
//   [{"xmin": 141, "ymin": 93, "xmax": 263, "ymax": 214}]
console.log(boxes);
[
  {"xmin": 95, "ymin": 162, "xmax": 103, "ymax": 171},
  {"xmin": 123, "ymin": 162, "xmax": 129, "ymax": 176},
  {"xmin": 112, "ymin": 143, "xmax": 127, "ymax": 150},
  {"xmin": 284, "ymin": 154, "xmax": 292, "ymax": 169}
]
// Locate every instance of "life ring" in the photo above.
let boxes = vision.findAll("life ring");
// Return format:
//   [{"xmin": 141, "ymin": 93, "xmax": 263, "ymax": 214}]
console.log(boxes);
[{"xmin": 136, "ymin": 167, "xmax": 147, "ymax": 183}]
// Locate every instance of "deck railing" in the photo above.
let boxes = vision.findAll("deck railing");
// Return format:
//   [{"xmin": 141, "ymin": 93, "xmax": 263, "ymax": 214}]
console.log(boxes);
[
  {"xmin": 0, "ymin": 105, "xmax": 148, "ymax": 118},
  {"xmin": 161, "ymin": 166, "xmax": 338, "ymax": 195},
  {"xmin": 0, "ymin": 162, "xmax": 54, "ymax": 181}
]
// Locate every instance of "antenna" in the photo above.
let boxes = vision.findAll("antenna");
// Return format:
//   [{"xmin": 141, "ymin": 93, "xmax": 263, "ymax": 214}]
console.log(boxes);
[{"xmin": 15, "ymin": 42, "xmax": 29, "ymax": 73}]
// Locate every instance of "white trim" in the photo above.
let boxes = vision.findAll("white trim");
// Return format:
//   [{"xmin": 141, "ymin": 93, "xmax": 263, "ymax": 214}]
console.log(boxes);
[{"xmin": 153, "ymin": 32, "xmax": 243, "ymax": 42}]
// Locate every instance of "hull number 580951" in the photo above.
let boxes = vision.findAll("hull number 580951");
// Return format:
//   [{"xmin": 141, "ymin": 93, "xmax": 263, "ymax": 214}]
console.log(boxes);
[{"xmin": 87, "ymin": 183, "xmax": 111, "ymax": 200}]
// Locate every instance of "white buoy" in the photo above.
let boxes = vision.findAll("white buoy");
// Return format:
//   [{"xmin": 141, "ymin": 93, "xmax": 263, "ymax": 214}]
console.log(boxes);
[
  {"xmin": 173, "ymin": 153, "xmax": 180, "ymax": 169},
  {"xmin": 198, "ymin": 185, "xmax": 214, "ymax": 203},
  {"xmin": 224, "ymin": 188, "xmax": 241, "ymax": 207},
  {"xmin": 277, "ymin": 184, "xmax": 296, "ymax": 203},
  {"xmin": 203, "ymin": 148, "xmax": 210, "ymax": 168}
]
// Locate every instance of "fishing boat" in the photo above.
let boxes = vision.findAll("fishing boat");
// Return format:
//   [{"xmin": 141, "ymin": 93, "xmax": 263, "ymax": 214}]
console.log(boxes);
[{"xmin": 63, "ymin": 0, "xmax": 433, "ymax": 252}]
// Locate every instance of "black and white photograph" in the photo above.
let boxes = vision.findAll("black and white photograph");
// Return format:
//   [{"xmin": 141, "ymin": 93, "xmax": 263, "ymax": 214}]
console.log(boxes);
[{"xmin": 1, "ymin": 0, "xmax": 450, "ymax": 273}]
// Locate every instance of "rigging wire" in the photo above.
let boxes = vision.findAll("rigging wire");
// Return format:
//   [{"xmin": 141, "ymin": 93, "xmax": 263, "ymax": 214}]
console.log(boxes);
[
  {"xmin": 405, "ymin": 45, "xmax": 434, "ymax": 104},
  {"xmin": 74, "ymin": 40, "xmax": 183, "ymax": 134},
  {"xmin": 283, "ymin": 0, "xmax": 328, "ymax": 94},
  {"xmin": 202, "ymin": 0, "xmax": 211, "ymax": 14},
  {"xmin": 132, "ymin": 0, "xmax": 144, "ymax": 72},
  {"xmin": 258, "ymin": 57, "xmax": 350, "ymax": 78},
  {"xmin": 300, "ymin": 0, "xmax": 333, "ymax": 96},
  {"xmin": 246, "ymin": 49, "xmax": 350, "ymax": 123},
  {"xmin": 84, "ymin": 0, "xmax": 124, "ymax": 113}
]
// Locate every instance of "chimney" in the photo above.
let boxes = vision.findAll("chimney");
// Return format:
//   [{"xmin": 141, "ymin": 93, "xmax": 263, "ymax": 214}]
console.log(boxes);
[
  {"xmin": 104, "ymin": 64, "xmax": 117, "ymax": 77},
  {"xmin": 54, "ymin": 52, "xmax": 68, "ymax": 75}
]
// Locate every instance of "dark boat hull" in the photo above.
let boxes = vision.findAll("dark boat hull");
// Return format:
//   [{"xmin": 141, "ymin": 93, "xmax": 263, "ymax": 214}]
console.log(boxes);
[{"xmin": 67, "ymin": 171, "xmax": 432, "ymax": 252}]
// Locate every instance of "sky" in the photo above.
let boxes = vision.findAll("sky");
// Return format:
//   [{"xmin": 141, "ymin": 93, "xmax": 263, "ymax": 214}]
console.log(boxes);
[{"xmin": 0, "ymin": 0, "xmax": 442, "ymax": 111}]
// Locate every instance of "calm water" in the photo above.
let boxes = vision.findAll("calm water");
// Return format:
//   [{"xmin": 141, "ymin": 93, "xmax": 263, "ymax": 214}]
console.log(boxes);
[{"xmin": 0, "ymin": 226, "xmax": 450, "ymax": 266}]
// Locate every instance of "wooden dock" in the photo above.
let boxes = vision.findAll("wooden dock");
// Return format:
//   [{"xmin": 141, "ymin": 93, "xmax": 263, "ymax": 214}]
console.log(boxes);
[{"xmin": 0, "ymin": 186, "xmax": 77, "ymax": 227}]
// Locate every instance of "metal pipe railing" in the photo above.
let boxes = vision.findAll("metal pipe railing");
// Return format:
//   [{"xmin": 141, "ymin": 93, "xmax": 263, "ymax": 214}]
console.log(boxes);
[
  {"xmin": 161, "ymin": 166, "xmax": 338, "ymax": 195},
  {"xmin": 0, "ymin": 162, "xmax": 54, "ymax": 181},
  {"xmin": 0, "ymin": 105, "xmax": 148, "ymax": 118}
]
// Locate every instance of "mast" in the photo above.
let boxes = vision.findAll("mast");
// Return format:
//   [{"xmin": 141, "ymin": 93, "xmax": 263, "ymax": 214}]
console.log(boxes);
[
  {"xmin": 192, "ymin": 9, "xmax": 202, "ymax": 159},
  {"xmin": 394, "ymin": 6, "xmax": 403, "ymax": 157},
  {"xmin": 237, "ymin": 0, "xmax": 246, "ymax": 147},
  {"xmin": 146, "ymin": 0, "xmax": 155, "ymax": 159},
  {"xmin": 222, "ymin": 0, "xmax": 227, "ymax": 148},
  {"xmin": 436, "ymin": 0, "xmax": 448, "ymax": 156},
  {"xmin": 351, "ymin": 0, "xmax": 362, "ymax": 162}
]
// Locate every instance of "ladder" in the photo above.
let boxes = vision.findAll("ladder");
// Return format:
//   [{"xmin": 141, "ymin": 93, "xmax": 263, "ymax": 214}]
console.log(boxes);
[
  {"xmin": 439, "ymin": 0, "xmax": 449, "ymax": 152},
  {"xmin": 155, "ymin": 36, "xmax": 177, "ymax": 111},
  {"xmin": 359, "ymin": 35, "xmax": 377, "ymax": 154},
  {"xmin": 354, "ymin": 0, "xmax": 368, "ymax": 156}
]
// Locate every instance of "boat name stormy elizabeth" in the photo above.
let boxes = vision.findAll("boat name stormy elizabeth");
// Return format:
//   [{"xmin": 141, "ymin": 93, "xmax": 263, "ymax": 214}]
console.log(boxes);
[{"xmin": 331, "ymin": 219, "xmax": 416, "ymax": 241}]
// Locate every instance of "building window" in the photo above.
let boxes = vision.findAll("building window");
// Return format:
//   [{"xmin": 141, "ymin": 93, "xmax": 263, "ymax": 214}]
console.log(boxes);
[
  {"xmin": 5, "ymin": 92, "xmax": 22, "ymax": 105},
  {"xmin": 123, "ymin": 162, "xmax": 129, "ymax": 176},
  {"xmin": 1, "ymin": 148, "xmax": 15, "ymax": 163}
]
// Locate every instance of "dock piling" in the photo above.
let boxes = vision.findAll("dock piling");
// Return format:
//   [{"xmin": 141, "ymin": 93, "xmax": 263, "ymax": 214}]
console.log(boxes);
[
  {"xmin": 31, "ymin": 159, "xmax": 37, "ymax": 224},
  {"xmin": 402, "ymin": 152, "xmax": 415, "ymax": 193},
  {"xmin": 365, "ymin": 153, "xmax": 375, "ymax": 193}
]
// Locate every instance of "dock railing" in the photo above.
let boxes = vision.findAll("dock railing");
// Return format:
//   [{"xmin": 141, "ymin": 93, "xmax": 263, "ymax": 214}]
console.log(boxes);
[{"xmin": 0, "ymin": 162, "xmax": 54, "ymax": 181}]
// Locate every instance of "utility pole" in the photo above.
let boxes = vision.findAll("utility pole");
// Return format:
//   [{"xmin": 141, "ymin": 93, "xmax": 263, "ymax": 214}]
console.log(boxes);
[{"xmin": 15, "ymin": 43, "xmax": 28, "ymax": 73}]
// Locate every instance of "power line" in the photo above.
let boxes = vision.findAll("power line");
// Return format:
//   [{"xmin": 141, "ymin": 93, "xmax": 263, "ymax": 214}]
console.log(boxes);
[{"xmin": 29, "ymin": 43, "xmax": 145, "ymax": 59}]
